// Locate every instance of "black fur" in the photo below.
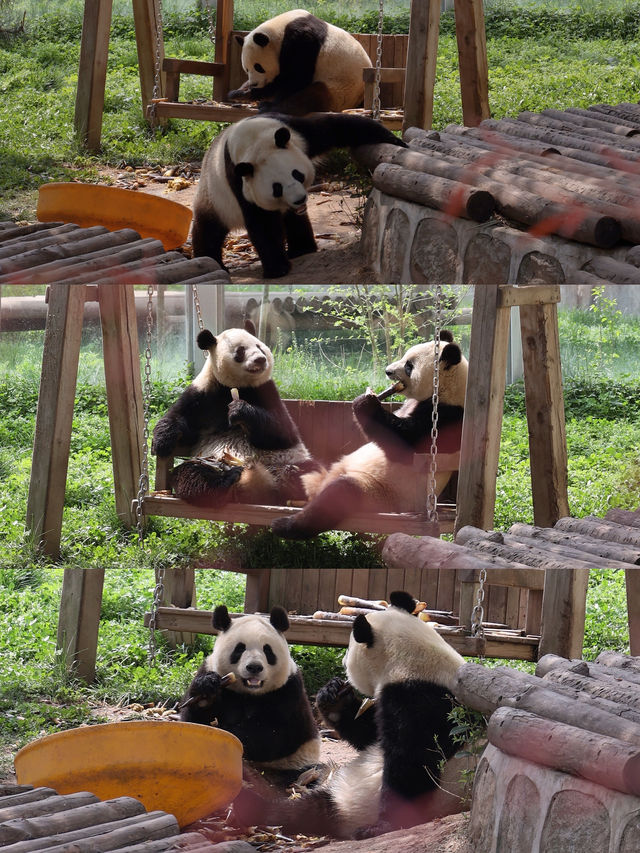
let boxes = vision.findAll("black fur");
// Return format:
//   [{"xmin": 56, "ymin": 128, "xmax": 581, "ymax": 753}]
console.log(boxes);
[
  {"xmin": 180, "ymin": 668, "xmax": 318, "ymax": 765},
  {"xmin": 389, "ymin": 590, "xmax": 416, "ymax": 613},
  {"xmin": 315, "ymin": 677, "xmax": 378, "ymax": 750},
  {"xmin": 280, "ymin": 112, "xmax": 407, "ymax": 157}
]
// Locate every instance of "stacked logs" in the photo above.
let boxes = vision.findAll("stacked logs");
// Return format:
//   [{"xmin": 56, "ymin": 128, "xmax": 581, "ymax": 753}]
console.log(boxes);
[
  {"xmin": 455, "ymin": 651, "xmax": 640, "ymax": 800},
  {"xmin": 0, "ymin": 221, "xmax": 228, "ymax": 285},
  {"xmin": 0, "ymin": 784, "xmax": 211, "ymax": 851},
  {"xmin": 356, "ymin": 101, "xmax": 640, "ymax": 250}
]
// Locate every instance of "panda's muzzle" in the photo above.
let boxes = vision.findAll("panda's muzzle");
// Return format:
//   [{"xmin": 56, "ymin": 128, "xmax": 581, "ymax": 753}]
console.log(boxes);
[{"xmin": 243, "ymin": 661, "xmax": 264, "ymax": 689}]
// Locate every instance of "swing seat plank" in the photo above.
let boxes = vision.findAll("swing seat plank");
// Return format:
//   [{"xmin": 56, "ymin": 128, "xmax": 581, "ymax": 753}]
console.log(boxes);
[
  {"xmin": 135, "ymin": 494, "xmax": 456, "ymax": 536},
  {"xmin": 142, "ymin": 606, "xmax": 540, "ymax": 660}
]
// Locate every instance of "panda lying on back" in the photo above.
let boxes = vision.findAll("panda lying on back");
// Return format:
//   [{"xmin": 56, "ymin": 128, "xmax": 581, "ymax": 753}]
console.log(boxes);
[
  {"xmin": 181, "ymin": 604, "xmax": 320, "ymax": 778},
  {"xmin": 227, "ymin": 10, "xmax": 372, "ymax": 115},
  {"xmin": 271, "ymin": 331, "xmax": 468, "ymax": 539},
  {"xmin": 152, "ymin": 320, "xmax": 319, "ymax": 507},
  {"xmin": 231, "ymin": 591, "xmax": 466, "ymax": 838},
  {"xmin": 192, "ymin": 112, "xmax": 406, "ymax": 279}
]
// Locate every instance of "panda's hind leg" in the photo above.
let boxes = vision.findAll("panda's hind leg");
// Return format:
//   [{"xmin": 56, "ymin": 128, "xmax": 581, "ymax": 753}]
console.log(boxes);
[
  {"xmin": 271, "ymin": 475, "xmax": 363, "ymax": 539},
  {"xmin": 242, "ymin": 205, "xmax": 291, "ymax": 278},
  {"xmin": 171, "ymin": 458, "xmax": 243, "ymax": 507},
  {"xmin": 191, "ymin": 209, "xmax": 229, "ymax": 270},
  {"xmin": 284, "ymin": 209, "xmax": 317, "ymax": 259}
]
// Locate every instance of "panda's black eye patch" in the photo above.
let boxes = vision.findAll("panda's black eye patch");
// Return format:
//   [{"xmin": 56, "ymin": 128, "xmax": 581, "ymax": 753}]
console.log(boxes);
[
  {"xmin": 404, "ymin": 360, "xmax": 414, "ymax": 377},
  {"xmin": 234, "ymin": 346, "xmax": 246, "ymax": 363},
  {"xmin": 254, "ymin": 63, "xmax": 265, "ymax": 73},
  {"xmin": 230, "ymin": 642, "xmax": 246, "ymax": 664},
  {"xmin": 263, "ymin": 644, "xmax": 276, "ymax": 665},
  {"xmin": 272, "ymin": 182, "xmax": 283, "ymax": 198},
  {"xmin": 292, "ymin": 169, "xmax": 305, "ymax": 183}
]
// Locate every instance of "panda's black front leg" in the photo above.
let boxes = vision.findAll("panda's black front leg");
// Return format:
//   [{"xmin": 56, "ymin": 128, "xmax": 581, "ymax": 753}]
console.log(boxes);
[
  {"xmin": 316, "ymin": 677, "xmax": 378, "ymax": 751},
  {"xmin": 284, "ymin": 209, "xmax": 317, "ymax": 259},
  {"xmin": 191, "ymin": 209, "xmax": 230, "ymax": 270},
  {"xmin": 242, "ymin": 204, "xmax": 290, "ymax": 278},
  {"xmin": 179, "ymin": 669, "xmax": 225, "ymax": 726}
]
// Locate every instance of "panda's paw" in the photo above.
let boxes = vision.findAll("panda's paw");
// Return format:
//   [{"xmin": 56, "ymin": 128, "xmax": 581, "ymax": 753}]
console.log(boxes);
[
  {"xmin": 352, "ymin": 392, "xmax": 382, "ymax": 418},
  {"xmin": 227, "ymin": 398, "xmax": 251, "ymax": 427},
  {"xmin": 315, "ymin": 677, "xmax": 357, "ymax": 723},
  {"xmin": 261, "ymin": 258, "xmax": 291, "ymax": 279},
  {"xmin": 271, "ymin": 516, "xmax": 314, "ymax": 540},
  {"xmin": 188, "ymin": 671, "xmax": 223, "ymax": 704}
]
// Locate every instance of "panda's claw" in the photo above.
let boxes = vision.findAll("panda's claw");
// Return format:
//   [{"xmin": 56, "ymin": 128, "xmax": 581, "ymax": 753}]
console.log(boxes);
[
  {"xmin": 315, "ymin": 677, "xmax": 357, "ymax": 721},
  {"xmin": 188, "ymin": 670, "xmax": 223, "ymax": 703}
]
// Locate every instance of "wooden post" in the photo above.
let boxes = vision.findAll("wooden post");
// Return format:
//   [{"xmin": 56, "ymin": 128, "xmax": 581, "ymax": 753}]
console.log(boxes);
[
  {"xmin": 132, "ymin": 0, "xmax": 166, "ymax": 124},
  {"xmin": 74, "ymin": 0, "xmax": 113, "ymax": 151},
  {"xmin": 454, "ymin": 0, "xmax": 491, "ymax": 126},
  {"xmin": 26, "ymin": 285, "xmax": 86, "ymax": 557},
  {"xmin": 402, "ymin": 0, "xmax": 441, "ymax": 131},
  {"xmin": 519, "ymin": 296, "xmax": 569, "ymax": 527},
  {"xmin": 626, "ymin": 569, "xmax": 640, "ymax": 656},
  {"xmin": 539, "ymin": 568, "xmax": 589, "ymax": 660},
  {"xmin": 97, "ymin": 285, "xmax": 145, "ymax": 528},
  {"xmin": 455, "ymin": 284, "xmax": 511, "ymax": 532},
  {"xmin": 57, "ymin": 568, "xmax": 105, "ymax": 682},
  {"xmin": 213, "ymin": 0, "xmax": 235, "ymax": 102}
]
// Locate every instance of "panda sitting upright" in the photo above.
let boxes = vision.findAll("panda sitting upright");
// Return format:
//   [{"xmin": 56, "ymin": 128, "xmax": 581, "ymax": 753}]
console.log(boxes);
[
  {"xmin": 227, "ymin": 10, "xmax": 372, "ymax": 115},
  {"xmin": 152, "ymin": 321, "xmax": 319, "ymax": 507},
  {"xmin": 231, "ymin": 591, "xmax": 466, "ymax": 837},
  {"xmin": 181, "ymin": 604, "xmax": 320, "ymax": 778},
  {"xmin": 271, "ymin": 331, "xmax": 468, "ymax": 539},
  {"xmin": 192, "ymin": 112, "xmax": 406, "ymax": 279}
]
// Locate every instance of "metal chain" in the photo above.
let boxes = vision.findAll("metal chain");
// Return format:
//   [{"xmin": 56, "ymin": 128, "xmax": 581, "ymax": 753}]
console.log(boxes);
[
  {"xmin": 426, "ymin": 286, "xmax": 442, "ymax": 523},
  {"xmin": 192, "ymin": 285, "xmax": 205, "ymax": 332},
  {"xmin": 135, "ymin": 286, "xmax": 154, "ymax": 545},
  {"xmin": 148, "ymin": 0, "xmax": 164, "ymax": 124},
  {"xmin": 372, "ymin": 0, "xmax": 384, "ymax": 121},
  {"xmin": 471, "ymin": 568, "xmax": 487, "ymax": 641}
]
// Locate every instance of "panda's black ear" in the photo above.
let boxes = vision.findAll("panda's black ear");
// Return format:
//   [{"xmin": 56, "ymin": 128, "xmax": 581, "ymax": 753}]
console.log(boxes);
[
  {"xmin": 197, "ymin": 329, "xmax": 216, "ymax": 350},
  {"xmin": 235, "ymin": 35, "xmax": 244, "ymax": 46},
  {"xmin": 213, "ymin": 605, "xmax": 232, "ymax": 632},
  {"xmin": 389, "ymin": 590, "xmax": 416, "ymax": 614},
  {"xmin": 235, "ymin": 162, "xmax": 254, "ymax": 178},
  {"xmin": 353, "ymin": 614, "xmax": 374, "ymax": 648},
  {"xmin": 440, "ymin": 330, "xmax": 454, "ymax": 343},
  {"xmin": 253, "ymin": 32, "xmax": 269, "ymax": 47},
  {"xmin": 244, "ymin": 318, "xmax": 257, "ymax": 336},
  {"xmin": 274, "ymin": 127, "xmax": 291, "ymax": 149},
  {"xmin": 270, "ymin": 605, "xmax": 290, "ymax": 633},
  {"xmin": 440, "ymin": 342, "xmax": 462, "ymax": 370}
]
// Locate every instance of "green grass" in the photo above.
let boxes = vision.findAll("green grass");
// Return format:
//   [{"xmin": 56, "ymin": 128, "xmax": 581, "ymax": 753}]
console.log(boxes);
[{"xmin": 1, "ymin": 303, "xmax": 639, "ymax": 777}]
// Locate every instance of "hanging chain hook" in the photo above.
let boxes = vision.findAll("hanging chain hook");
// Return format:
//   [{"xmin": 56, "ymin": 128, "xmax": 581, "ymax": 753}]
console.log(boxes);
[
  {"xmin": 426, "ymin": 286, "xmax": 442, "ymax": 524},
  {"xmin": 372, "ymin": 0, "xmax": 384, "ymax": 121},
  {"xmin": 192, "ymin": 285, "xmax": 205, "ymax": 332},
  {"xmin": 471, "ymin": 568, "xmax": 487, "ymax": 648},
  {"xmin": 136, "ymin": 286, "xmax": 154, "ymax": 545}
]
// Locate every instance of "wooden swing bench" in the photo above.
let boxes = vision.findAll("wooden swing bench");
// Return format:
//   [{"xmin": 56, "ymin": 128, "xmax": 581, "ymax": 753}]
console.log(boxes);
[{"xmin": 142, "ymin": 397, "xmax": 459, "ymax": 537}]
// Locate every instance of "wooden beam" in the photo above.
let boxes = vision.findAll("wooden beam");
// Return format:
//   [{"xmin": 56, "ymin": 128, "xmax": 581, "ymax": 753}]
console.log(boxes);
[
  {"xmin": 454, "ymin": 0, "xmax": 491, "ymax": 126},
  {"xmin": 539, "ymin": 568, "xmax": 589, "ymax": 659},
  {"xmin": 74, "ymin": 0, "xmax": 113, "ymax": 151},
  {"xmin": 132, "ymin": 0, "xmax": 166, "ymax": 125},
  {"xmin": 519, "ymin": 299, "xmax": 570, "ymax": 527},
  {"xmin": 98, "ymin": 285, "xmax": 144, "ymax": 528},
  {"xmin": 57, "ymin": 568, "xmax": 105, "ymax": 682},
  {"xmin": 403, "ymin": 0, "xmax": 441, "ymax": 131},
  {"xmin": 26, "ymin": 285, "xmax": 86, "ymax": 557},
  {"xmin": 626, "ymin": 569, "xmax": 640, "ymax": 656},
  {"xmin": 214, "ymin": 0, "xmax": 235, "ymax": 101},
  {"xmin": 455, "ymin": 284, "xmax": 510, "ymax": 532},
  {"xmin": 498, "ymin": 285, "xmax": 561, "ymax": 307}
]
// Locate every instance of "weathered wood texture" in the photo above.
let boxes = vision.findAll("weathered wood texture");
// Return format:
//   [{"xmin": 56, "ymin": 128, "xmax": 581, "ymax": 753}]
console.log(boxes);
[
  {"xmin": 0, "ymin": 222, "xmax": 227, "ymax": 285},
  {"xmin": 0, "ymin": 786, "xmax": 186, "ymax": 852}
]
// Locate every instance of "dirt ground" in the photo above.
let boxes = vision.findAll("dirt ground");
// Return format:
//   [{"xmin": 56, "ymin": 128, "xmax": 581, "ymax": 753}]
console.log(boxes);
[{"xmin": 98, "ymin": 163, "xmax": 381, "ymax": 284}]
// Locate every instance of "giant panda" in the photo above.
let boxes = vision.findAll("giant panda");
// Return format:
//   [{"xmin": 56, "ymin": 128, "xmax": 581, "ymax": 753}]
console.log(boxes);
[
  {"xmin": 180, "ymin": 604, "xmax": 320, "ymax": 777},
  {"xmin": 152, "ymin": 321, "xmax": 320, "ymax": 507},
  {"xmin": 271, "ymin": 331, "xmax": 468, "ymax": 539},
  {"xmin": 231, "ymin": 590, "xmax": 467, "ymax": 838},
  {"xmin": 227, "ymin": 10, "xmax": 372, "ymax": 115},
  {"xmin": 192, "ymin": 112, "xmax": 406, "ymax": 279}
]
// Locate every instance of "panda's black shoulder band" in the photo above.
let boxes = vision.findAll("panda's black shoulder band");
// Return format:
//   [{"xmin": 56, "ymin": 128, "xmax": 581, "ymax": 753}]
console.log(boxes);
[
  {"xmin": 197, "ymin": 329, "xmax": 216, "ymax": 350},
  {"xmin": 213, "ymin": 604, "xmax": 232, "ymax": 631},
  {"xmin": 389, "ymin": 590, "xmax": 416, "ymax": 614}
]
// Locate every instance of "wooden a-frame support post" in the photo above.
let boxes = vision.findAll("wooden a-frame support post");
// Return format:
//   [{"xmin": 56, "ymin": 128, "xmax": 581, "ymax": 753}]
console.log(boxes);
[{"xmin": 75, "ymin": 0, "xmax": 489, "ymax": 151}]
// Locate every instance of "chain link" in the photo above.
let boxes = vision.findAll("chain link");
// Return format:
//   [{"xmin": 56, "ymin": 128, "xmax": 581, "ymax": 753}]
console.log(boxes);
[
  {"xmin": 470, "ymin": 568, "xmax": 487, "ymax": 640},
  {"xmin": 192, "ymin": 285, "xmax": 205, "ymax": 332},
  {"xmin": 148, "ymin": 0, "xmax": 164, "ymax": 124},
  {"xmin": 372, "ymin": 0, "xmax": 384, "ymax": 121},
  {"xmin": 426, "ymin": 286, "xmax": 442, "ymax": 523},
  {"xmin": 135, "ymin": 286, "xmax": 154, "ymax": 545}
]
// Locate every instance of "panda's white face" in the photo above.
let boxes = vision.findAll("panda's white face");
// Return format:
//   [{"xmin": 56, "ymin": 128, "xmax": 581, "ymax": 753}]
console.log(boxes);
[
  {"xmin": 385, "ymin": 337, "xmax": 468, "ymax": 407},
  {"xmin": 343, "ymin": 605, "xmax": 464, "ymax": 698},
  {"xmin": 241, "ymin": 31, "xmax": 280, "ymax": 88},
  {"xmin": 194, "ymin": 327, "xmax": 274, "ymax": 390},
  {"xmin": 210, "ymin": 614, "xmax": 295, "ymax": 695}
]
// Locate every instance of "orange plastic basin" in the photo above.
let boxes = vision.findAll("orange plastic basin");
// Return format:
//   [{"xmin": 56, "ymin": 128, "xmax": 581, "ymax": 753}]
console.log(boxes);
[
  {"xmin": 37, "ymin": 182, "xmax": 192, "ymax": 250},
  {"xmin": 14, "ymin": 720, "xmax": 242, "ymax": 828}
]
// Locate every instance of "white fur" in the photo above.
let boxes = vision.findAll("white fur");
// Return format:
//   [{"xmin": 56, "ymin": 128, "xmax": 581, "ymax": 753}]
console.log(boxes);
[
  {"xmin": 343, "ymin": 605, "xmax": 465, "ymax": 699},
  {"xmin": 194, "ymin": 117, "xmax": 314, "ymax": 231},
  {"xmin": 386, "ymin": 340, "xmax": 468, "ymax": 409},
  {"xmin": 240, "ymin": 10, "xmax": 372, "ymax": 112},
  {"xmin": 193, "ymin": 326, "xmax": 274, "ymax": 391},
  {"xmin": 208, "ymin": 613, "xmax": 296, "ymax": 695},
  {"xmin": 328, "ymin": 744, "xmax": 383, "ymax": 834}
]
